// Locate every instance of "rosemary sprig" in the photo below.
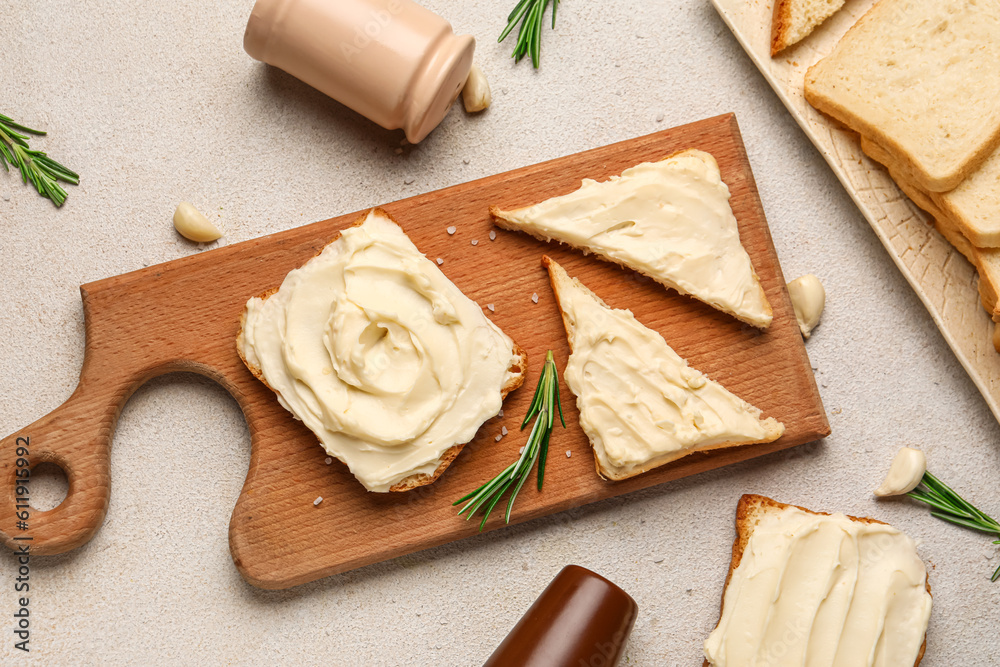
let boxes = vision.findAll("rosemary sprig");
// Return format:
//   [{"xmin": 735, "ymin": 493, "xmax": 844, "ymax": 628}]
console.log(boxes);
[
  {"xmin": 0, "ymin": 113, "xmax": 79, "ymax": 207},
  {"xmin": 498, "ymin": 0, "xmax": 560, "ymax": 69},
  {"xmin": 454, "ymin": 350, "xmax": 565, "ymax": 530},
  {"xmin": 907, "ymin": 471, "xmax": 1000, "ymax": 582}
]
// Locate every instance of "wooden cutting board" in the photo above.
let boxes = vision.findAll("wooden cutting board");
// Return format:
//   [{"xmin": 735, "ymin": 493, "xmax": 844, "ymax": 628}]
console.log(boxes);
[{"xmin": 0, "ymin": 114, "xmax": 829, "ymax": 589}]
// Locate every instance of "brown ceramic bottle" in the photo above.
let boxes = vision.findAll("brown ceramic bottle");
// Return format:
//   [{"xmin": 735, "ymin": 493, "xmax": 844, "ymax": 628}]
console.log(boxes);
[
  {"xmin": 243, "ymin": 0, "xmax": 475, "ymax": 143},
  {"xmin": 483, "ymin": 565, "xmax": 639, "ymax": 667}
]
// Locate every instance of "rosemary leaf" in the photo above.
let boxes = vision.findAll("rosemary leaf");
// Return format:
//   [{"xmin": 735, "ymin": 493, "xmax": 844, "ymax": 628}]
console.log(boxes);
[
  {"xmin": 0, "ymin": 112, "xmax": 79, "ymax": 207},
  {"xmin": 928, "ymin": 511, "xmax": 1000, "ymax": 535},
  {"xmin": 454, "ymin": 350, "xmax": 565, "ymax": 530},
  {"xmin": 498, "ymin": 0, "xmax": 560, "ymax": 69},
  {"xmin": 906, "ymin": 490, "xmax": 974, "ymax": 519},
  {"xmin": 908, "ymin": 471, "xmax": 1000, "ymax": 581}
]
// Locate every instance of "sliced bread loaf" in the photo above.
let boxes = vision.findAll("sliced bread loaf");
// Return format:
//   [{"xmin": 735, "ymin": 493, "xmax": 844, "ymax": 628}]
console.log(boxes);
[
  {"xmin": 805, "ymin": 0, "xmax": 1000, "ymax": 193},
  {"xmin": 861, "ymin": 139, "xmax": 1000, "ymax": 316},
  {"xmin": 861, "ymin": 135, "xmax": 1000, "ymax": 248}
]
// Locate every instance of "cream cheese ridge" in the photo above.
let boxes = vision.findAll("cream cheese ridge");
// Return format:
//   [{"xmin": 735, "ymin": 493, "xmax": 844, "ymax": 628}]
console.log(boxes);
[
  {"xmin": 238, "ymin": 208, "xmax": 522, "ymax": 492},
  {"xmin": 704, "ymin": 503, "xmax": 932, "ymax": 667}
]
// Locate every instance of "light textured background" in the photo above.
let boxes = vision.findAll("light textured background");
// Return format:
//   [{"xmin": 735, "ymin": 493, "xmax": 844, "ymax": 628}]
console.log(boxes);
[{"xmin": 1, "ymin": 0, "xmax": 997, "ymax": 665}]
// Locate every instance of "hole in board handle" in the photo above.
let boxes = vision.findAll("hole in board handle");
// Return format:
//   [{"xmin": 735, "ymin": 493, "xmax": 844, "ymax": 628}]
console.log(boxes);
[{"xmin": 30, "ymin": 461, "xmax": 69, "ymax": 512}]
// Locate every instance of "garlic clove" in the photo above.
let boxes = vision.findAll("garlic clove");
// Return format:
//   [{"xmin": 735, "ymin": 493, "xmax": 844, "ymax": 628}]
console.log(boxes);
[
  {"xmin": 874, "ymin": 447, "xmax": 927, "ymax": 497},
  {"xmin": 462, "ymin": 64, "xmax": 491, "ymax": 113},
  {"xmin": 173, "ymin": 201, "xmax": 222, "ymax": 243},
  {"xmin": 787, "ymin": 274, "xmax": 825, "ymax": 338}
]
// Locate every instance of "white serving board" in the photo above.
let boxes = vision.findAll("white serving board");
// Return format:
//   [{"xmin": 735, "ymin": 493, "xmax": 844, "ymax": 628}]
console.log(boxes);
[{"xmin": 711, "ymin": 0, "xmax": 1000, "ymax": 422}]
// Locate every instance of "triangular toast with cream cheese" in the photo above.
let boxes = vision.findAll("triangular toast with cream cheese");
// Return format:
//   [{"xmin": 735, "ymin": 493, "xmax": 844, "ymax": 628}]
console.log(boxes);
[
  {"xmin": 543, "ymin": 257, "xmax": 783, "ymax": 481},
  {"xmin": 491, "ymin": 150, "xmax": 773, "ymax": 328}
]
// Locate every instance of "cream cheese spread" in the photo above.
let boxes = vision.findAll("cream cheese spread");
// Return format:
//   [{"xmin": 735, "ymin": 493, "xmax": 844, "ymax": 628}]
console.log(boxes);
[
  {"xmin": 495, "ymin": 150, "xmax": 772, "ymax": 327},
  {"xmin": 704, "ymin": 505, "xmax": 932, "ymax": 667},
  {"xmin": 239, "ymin": 209, "xmax": 518, "ymax": 492},
  {"xmin": 546, "ymin": 259, "xmax": 783, "ymax": 479}
]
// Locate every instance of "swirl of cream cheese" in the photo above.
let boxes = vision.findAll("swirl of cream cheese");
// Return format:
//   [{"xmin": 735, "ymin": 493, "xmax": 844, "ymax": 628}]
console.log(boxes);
[{"xmin": 240, "ymin": 209, "xmax": 517, "ymax": 492}]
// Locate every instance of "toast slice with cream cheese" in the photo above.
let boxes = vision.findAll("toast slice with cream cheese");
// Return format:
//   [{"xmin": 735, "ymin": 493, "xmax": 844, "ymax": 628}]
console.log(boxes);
[
  {"xmin": 704, "ymin": 495, "xmax": 932, "ymax": 667},
  {"xmin": 237, "ymin": 208, "xmax": 525, "ymax": 493},
  {"xmin": 491, "ymin": 150, "xmax": 773, "ymax": 328},
  {"xmin": 543, "ymin": 256, "xmax": 783, "ymax": 481}
]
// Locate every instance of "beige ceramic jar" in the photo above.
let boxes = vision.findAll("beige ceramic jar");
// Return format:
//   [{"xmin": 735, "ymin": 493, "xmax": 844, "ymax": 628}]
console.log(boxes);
[{"xmin": 244, "ymin": 0, "xmax": 475, "ymax": 143}]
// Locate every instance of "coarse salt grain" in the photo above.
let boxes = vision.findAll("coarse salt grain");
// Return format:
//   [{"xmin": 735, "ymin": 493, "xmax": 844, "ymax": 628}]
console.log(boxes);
[
  {"xmin": 495, "ymin": 435, "xmax": 502, "ymax": 442},
  {"xmin": 471, "ymin": 239, "xmax": 478, "ymax": 246},
  {"xmin": 489, "ymin": 231, "xmax": 496, "ymax": 241},
  {"xmin": 436, "ymin": 258, "xmax": 444, "ymax": 265},
  {"xmin": 487, "ymin": 303, "xmax": 495, "ymax": 312},
  {"xmin": 519, "ymin": 447, "xmax": 524, "ymax": 454},
  {"xmin": 446, "ymin": 226, "xmax": 456, "ymax": 235},
  {"xmin": 501, "ymin": 426, "xmax": 508, "ymax": 436},
  {"xmin": 531, "ymin": 293, "xmax": 539, "ymax": 303},
  {"xmin": 566, "ymin": 451, "xmax": 572, "ymax": 458},
  {"xmin": 498, "ymin": 409, "xmax": 504, "ymax": 417},
  {"xmin": 313, "ymin": 496, "xmax": 323, "ymax": 506},
  {"xmin": 324, "ymin": 457, "xmax": 332, "ymax": 465}
]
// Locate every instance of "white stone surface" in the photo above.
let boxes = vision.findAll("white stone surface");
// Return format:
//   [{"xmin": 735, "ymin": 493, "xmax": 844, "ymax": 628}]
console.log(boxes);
[{"xmin": 1, "ymin": 0, "xmax": 998, "ymax": 664}]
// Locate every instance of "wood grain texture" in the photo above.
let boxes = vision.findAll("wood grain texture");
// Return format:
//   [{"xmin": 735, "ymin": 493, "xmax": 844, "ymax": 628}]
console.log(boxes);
[{"xmin": 0, "ymin": 114, "xmax": 829, "ymax": 588}]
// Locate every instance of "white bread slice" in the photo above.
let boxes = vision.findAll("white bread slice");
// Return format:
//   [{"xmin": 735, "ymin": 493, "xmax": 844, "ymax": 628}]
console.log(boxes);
[
  {"xmin": 543, "ymin": 257, "xmax": 783, "ymax": 481},
  {"xmin": 237, "ymin": 208, "xmax": 526, "ymax": 492},
  {"xmin": 771, "ymin": 0, "xmax": 846, "ymax": 56},
  {"xmin": 703, "ymin": 495, "xmax": 931, "ymax": 667},
  {"xmin": 860, "ymin": 140, "xmax": 1000, "ymax": 348},
  {"xmin": 804, "ymin": 0, "xmax": 1000, "ymax": 193},
  {"xmin": 861, "ymin": 135, "xmax": 1000, "ymax": 248},
  {"xmin": 491, "ymin": 150, "xmax": 773, "ymax": 328},
  {"xmin": 859, "ymin": 137, "xmax": 1000, "ymax": 315}
]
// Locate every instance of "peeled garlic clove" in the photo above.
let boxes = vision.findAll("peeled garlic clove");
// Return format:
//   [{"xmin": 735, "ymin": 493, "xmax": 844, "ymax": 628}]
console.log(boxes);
[
  {"xmin": 462, "ymin": 64, "xmax": 491, "ymax": 113},
  {"xmin": 173, "ymin": 201, "xmax": 222, "ymax": 243},
  {"xmin": 874, "ymin": 447, "xmax": 927, "ymax": 497},
  {"xmin": 787, "ymin": 274, "xmax": 825, "ymax": 338}
]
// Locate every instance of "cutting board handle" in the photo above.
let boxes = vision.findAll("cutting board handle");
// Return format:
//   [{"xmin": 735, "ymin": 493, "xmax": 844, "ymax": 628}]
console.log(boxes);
[{"xmin": 0, "ymin": 365, "xmax": 137, "ymax": 555}]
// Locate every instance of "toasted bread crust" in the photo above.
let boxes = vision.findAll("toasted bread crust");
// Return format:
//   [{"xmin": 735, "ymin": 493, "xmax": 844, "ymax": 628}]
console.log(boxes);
[
  {"xmin": 770, "ymin": 0, "xmax": 793, "ymax": 56},
  {"xmin": 771, "ymin": 0, "xmax": 847, "ymax": 57},
  {"xmin": 236, "ymin": 208, "xmax": 526, "ymax": 492},
  {"xmin": 491, "ymin": 149, "xmax": 773, "ymax": 329},
  {"xmin": 858, "ymin": 134, "xmax": 1000, "ymax": 323},
  {"xmin": 541, "ymin": 256, "xmax": 783, "ymax": 482},
  {"xmin": 703, "ymin": 494, "xmax": 930, "ymax": 667},
  {"xmin": 861, "ymin": 133, "xmax": 1000, "ymax": 250}
]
